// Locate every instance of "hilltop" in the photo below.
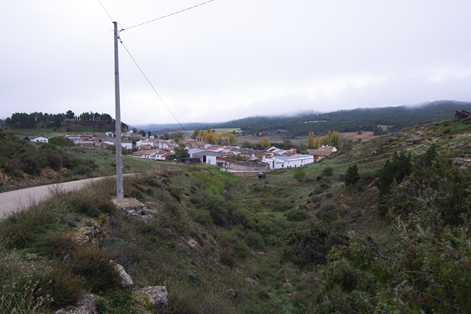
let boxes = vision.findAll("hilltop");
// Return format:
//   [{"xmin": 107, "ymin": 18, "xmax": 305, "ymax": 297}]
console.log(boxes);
[
  {"xmin": 137, "ymin": 100, "xmax": 471, "ymax": 136},
  {"xmin": 0, "ymin": 116, "xmax": 471, "ymax": 313}
]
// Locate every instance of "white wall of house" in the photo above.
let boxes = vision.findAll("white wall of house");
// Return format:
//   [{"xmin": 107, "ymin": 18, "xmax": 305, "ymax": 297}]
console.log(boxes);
[
  {"xmin": 30, "ymin": 137, "xmax": 48, "ymax": 143},
  {"xmin": 262, "ymin": 155, "xmax": 314, "ymax": 170},
  {"xmin": 121, "ymin": 143, "xmax": 132, "ymax": 150},
  {"xmin": 136, "ymin": 140, "xmax": 154, "ymax": 148},
  {"xmin": 205, "ymin": 155, "xmax": 217, "ymax": 165},
  {"xmin": 149, "ymin": 153, "xmax": 168, "ymax": 161}
]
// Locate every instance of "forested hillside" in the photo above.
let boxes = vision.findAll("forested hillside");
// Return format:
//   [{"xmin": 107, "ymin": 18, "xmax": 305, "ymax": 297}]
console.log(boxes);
[
  {"xmin": 2, "ymin": 110, "xmax": 127, "ymax": 132},
  {"xmin": 215, "ymin": 100, "xmax": 471, "ymax": 136}
]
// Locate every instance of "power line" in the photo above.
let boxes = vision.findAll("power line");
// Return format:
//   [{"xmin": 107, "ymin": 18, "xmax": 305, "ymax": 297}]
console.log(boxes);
[
  {"xmin": 96, "ymin": 0, "xmax": 212, "ymax": 136},
  {"xmin": 97, "ymin": 0, "xmax": 114, "ymax": 22},
  {"xmin": 118, "ymin": 36, "xmax": 191, "ymax": 137},
  {"xmin": 120, "ymin": 0, "xmax": 215, "ymax": 32}
]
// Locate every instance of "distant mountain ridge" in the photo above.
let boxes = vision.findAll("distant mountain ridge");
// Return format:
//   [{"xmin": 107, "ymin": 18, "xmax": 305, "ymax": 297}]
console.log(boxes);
[{"xmin": 135, "ymin": 100, "xmax": 471, "ymax": 135}]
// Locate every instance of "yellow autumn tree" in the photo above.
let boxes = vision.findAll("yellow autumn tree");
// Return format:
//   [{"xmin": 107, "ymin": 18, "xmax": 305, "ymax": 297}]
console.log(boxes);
[
  {"xmin": 330, "ymin": 130, "xmax": 340, "ymax": 148},
  {"xmin": 260, "ymin": 137, "xmax": 271, "ymax": 149},
  {"xmin": 308, "ymin": 131, "xmax": 315, "ymax": 148},
  {"xmin": 217, "ymin": 132, "xmax": 237, "ymax": 145},
  {"xmin": 200, "ymin": 128, "xmax": 217, "ymax": 144},
  {"xmin": 315, "ymin": 130, "xmax": 341, "ymax": 148}
]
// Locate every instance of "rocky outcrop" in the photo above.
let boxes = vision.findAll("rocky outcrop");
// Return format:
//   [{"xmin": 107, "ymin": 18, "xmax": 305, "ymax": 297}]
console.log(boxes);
[
  {"xmin": 110, "ymin": 260, "xmax": 133, "ymax": 289},
  {"xmin": 55, "ymin": 294, "xmax": 96, "ymax": 314},
  {"xmin": 112, "ymin": 198, "xmax": 152, "ymax": 220},
  {"xmin": 134, "ymin": 286, "xmax": 168, "ymax": 311},
  {"xmin": 454, "ymin": 158, "xmax": 471, "ymax": 169},
  {"xmin": 454, "ymin": 110, "xmax": 471, "ymax": 120},
  {"xmin": 74, "ymin": 216, "xmax": 110, "ymax": 246}
]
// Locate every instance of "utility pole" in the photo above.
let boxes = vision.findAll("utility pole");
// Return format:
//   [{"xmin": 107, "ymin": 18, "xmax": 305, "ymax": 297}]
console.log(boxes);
[{"xmin": 114, "ymin": 21, "xmax": 124, "ymax": 202}]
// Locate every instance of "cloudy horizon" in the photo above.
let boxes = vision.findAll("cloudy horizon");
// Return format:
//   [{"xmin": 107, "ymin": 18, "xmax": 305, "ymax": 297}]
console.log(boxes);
[{"xmin": 2, "ymin": 1, "xmax": 471, "ymax": 126}]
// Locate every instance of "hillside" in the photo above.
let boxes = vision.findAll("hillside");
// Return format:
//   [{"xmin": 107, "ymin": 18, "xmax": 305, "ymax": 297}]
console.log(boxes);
[
  {"xmin": 0, "ymin": 129, "xmax": 163, "ymax": 192},
  {"xmin": 1, "ymin": 117, "xmax": 471, "ymax": 313},
  {"xmin": 214, "ymin": 100, "xmax": 471, "ymax": 136}
]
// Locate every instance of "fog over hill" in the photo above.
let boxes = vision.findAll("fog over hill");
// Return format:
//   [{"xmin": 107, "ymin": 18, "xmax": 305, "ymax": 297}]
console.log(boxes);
[{"xmin": 133, "ymin": 100, "xmax": 471, "ymax": 135}]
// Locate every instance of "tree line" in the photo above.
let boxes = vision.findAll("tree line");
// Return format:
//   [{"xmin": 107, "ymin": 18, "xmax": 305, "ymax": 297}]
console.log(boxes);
[
  {"xmin": 214, "ymin": 100, "xmax": 471, "ymax": 137},
  {"xmin": 3, "ymin": 110, "xmax": 127, "ymax": 131}
]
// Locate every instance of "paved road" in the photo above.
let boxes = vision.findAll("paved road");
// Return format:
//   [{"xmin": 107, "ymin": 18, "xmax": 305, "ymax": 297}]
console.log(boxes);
[{"xmin": 0, "ymin": 177, "xmax": 105, "ymax": 217}]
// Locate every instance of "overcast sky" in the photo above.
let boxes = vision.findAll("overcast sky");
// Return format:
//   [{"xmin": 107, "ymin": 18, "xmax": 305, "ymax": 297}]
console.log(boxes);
[{"xmin": 2, "ymin": 1, "xmax": 471, "ymax": 126}]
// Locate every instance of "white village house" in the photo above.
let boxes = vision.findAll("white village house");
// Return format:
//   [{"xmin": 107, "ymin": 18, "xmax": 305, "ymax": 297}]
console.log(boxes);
[
  {"xmin": 102, "ymin": 140, "xmax": 133, "ymax": 151},
  {"xmin": 262, "ymin": 154, "xmax": 314, "ymax": 170},
  {"xmin": 188, "ymin": 149, "xmax": 222, "ymax": 166},
  {"xmin": 29, "ymin": 136, "xmax": 48, "ymax": 143}
]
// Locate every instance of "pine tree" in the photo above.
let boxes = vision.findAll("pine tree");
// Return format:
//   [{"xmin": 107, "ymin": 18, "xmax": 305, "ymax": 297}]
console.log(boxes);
[{"xmin": 345, "ymin": 164, "xmax": 359, "ymax": 186}]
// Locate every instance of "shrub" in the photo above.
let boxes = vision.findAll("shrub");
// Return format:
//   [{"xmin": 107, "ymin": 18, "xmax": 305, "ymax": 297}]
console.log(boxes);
[
  {"xmin": 4, "ymin": 158, "xmax": 23, "ymax": 175},
  {"xmin": 315, "ymin": 202, "xmax": 336, "ymax": 220},
  {"xmin": 285, "ymin": 209, "xmax": 309, "ymax": 222},
  {"xmin": 167, "ymin": 287, "xmax": 200, "ymax": 314},
  {"xmin": 0, "ymin": 223, "xmax": 34, "ymax": 248},
  {"xmin": 69, "ymin": 188, "xmax": 111, "ymax": 217},
  {"xmin": 283, "ymin": 222, "xmax": 349, "ymax": 266},
  {"xmin": 47, "ymin": 152, "xmax": 63, "ymax": 171},
  {"xmin": 344, "ymin": 164, "xmax": 359, "ymax": 186},
  {"xmin": 190, "ymin": 208, "xmax": 213, "ymax": 226},
  {"xmin": 375, "ymin": 151, "xmax": 412, "ymax": 214},
  {"xmin": 49, "ymin": 136, "xmax": 74, "ymax": 147},
  {"xmin": 20, "ymin": 152, "xmax": 43, "ymax": 175},
  {"xmin": 168, "ymin": 186, "xmax": 182, "ymax": 202},
  {"xmin": 97, "ymin": 199, "xmax": 116, "ymax": 214},
  {"xmin": 35, "ymin": 267, "xmax": 84, "ymax": 308},
  {"xmin": 42, "ymin": 233, "xmax": 78, "ymax": 259},
  {"xmin": 1, "ymin": 276, "xmax": 53, "ymax": 313},
  {"xmin": 323, "ymin": 167, "xmax": 334, "ymax": 176},
  {"xmin": 96, "ymin": 291, "xmax": 140, "ymax": 314},
  {"xmin": 293, "ymin": 167, "xmax": 306, "ymax": 181},
  {"xmin": 67, "ymin": 246, "xmax": 120, "ymax": 293},
  {"xmin": 220, "ymin": 250, "xmax": 235, "ymax": 267},
  {"xmin": 73, "ymin": 165, "xmax": 92, "ymax": 175}
]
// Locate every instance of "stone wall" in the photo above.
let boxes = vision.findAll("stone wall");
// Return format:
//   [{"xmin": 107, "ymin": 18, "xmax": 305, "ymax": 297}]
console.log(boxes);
[
  {"xmin": 230, "ymin": 171, "xmax": 261, "ymax": 178},
  {"xmin": 227, "ymin": 161, "xmax": 269, "ymax": 172}
]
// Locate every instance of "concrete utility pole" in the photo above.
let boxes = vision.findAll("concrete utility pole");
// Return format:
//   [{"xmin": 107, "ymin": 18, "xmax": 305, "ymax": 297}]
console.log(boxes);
[{"xmin": 114, "ymin": 21, "xmax": 124, "ymax": 202}]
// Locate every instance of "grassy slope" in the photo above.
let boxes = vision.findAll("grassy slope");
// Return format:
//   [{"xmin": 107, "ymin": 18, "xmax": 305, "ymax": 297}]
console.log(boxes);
[
  {"xmin": 0, "ymin": 144, "xmax": 162, "ymax": 192},
  {"xmin": 1, "ymin": 118, "xmax": 471, "ymax": 313}
]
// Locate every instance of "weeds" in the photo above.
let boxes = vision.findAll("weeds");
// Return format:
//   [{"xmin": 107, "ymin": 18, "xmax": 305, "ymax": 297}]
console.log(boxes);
[
  {"xmin": 0, "ymin": 276, "xmax": 53, "ymax": 313},
  {"xmin": 68, "ymin": 246, "xmax": 120, "ymax": 294}
]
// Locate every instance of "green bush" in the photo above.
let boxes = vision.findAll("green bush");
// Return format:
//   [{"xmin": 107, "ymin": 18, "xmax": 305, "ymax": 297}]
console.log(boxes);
[
  {"xmin": 344, "ymin": 164, "xmax": 359, "ymax": 186},
  {"xmin": 20, "ymin": 152, "xmax": 43, "ymax": 175},
  {"xmin": 41, "ymin": 233, "xmax": 78, "ymax": 259},
  {"xmin": 315, "ymin": 202, "xmax": 336, "ymax": 220},
  {"xmin": 219, "ymin": 249, "xmax": 235, "ymax": 267},
  {"xmin": 283, "ymin": 222, "xmax": 348, "ymax": 266},
  {"xmin": 190, "ymin": 208, "xmax": 213, "ymax": 226},
  {"xmin": 49, "ymin": 136, "xmax": 74, "ymax": 147},
  {"xmin": 96, "ymin": 291, "xmax": 139, "ymax": 314},
  {"xmin": 293, "ymin": 167, "xmax": 306, "ymax": 181},
  {"xmin": 323, "ymin": 166, "xmax": 334, "ymax": 176},
  {"xmin": 1, "ymin": 275, "xmax": 53, "ymax": 313},
  {"xmin": 375, "ymin": 151, "xmax": 412, "ymax": 214},
  {"xmin": 35, "ymin": 267, "xmax": 84, "ymax": 308},
  {"xmin": 68, "ymin": 246, "xmax": 120, "ymax": 293},
  {"xmin": 285, "ymin": 209, "xmax": 309, "ymax": 222}
]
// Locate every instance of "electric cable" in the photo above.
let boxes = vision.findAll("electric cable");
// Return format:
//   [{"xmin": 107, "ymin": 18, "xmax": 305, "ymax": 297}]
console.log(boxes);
[
  {"xmin": 118, "ymin": 36, "xmax": 191, "ymax": 137},
  {"xmin": 97, "ymin": 0, "xmax": 114, "ymax": 22},
  {"xmin": 96, "ymin": 0, "xmax": 215, "ymax": 136},
  {"xmin": 120, "ymin": 0, "xmax": 215, "ymax": 32}
]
